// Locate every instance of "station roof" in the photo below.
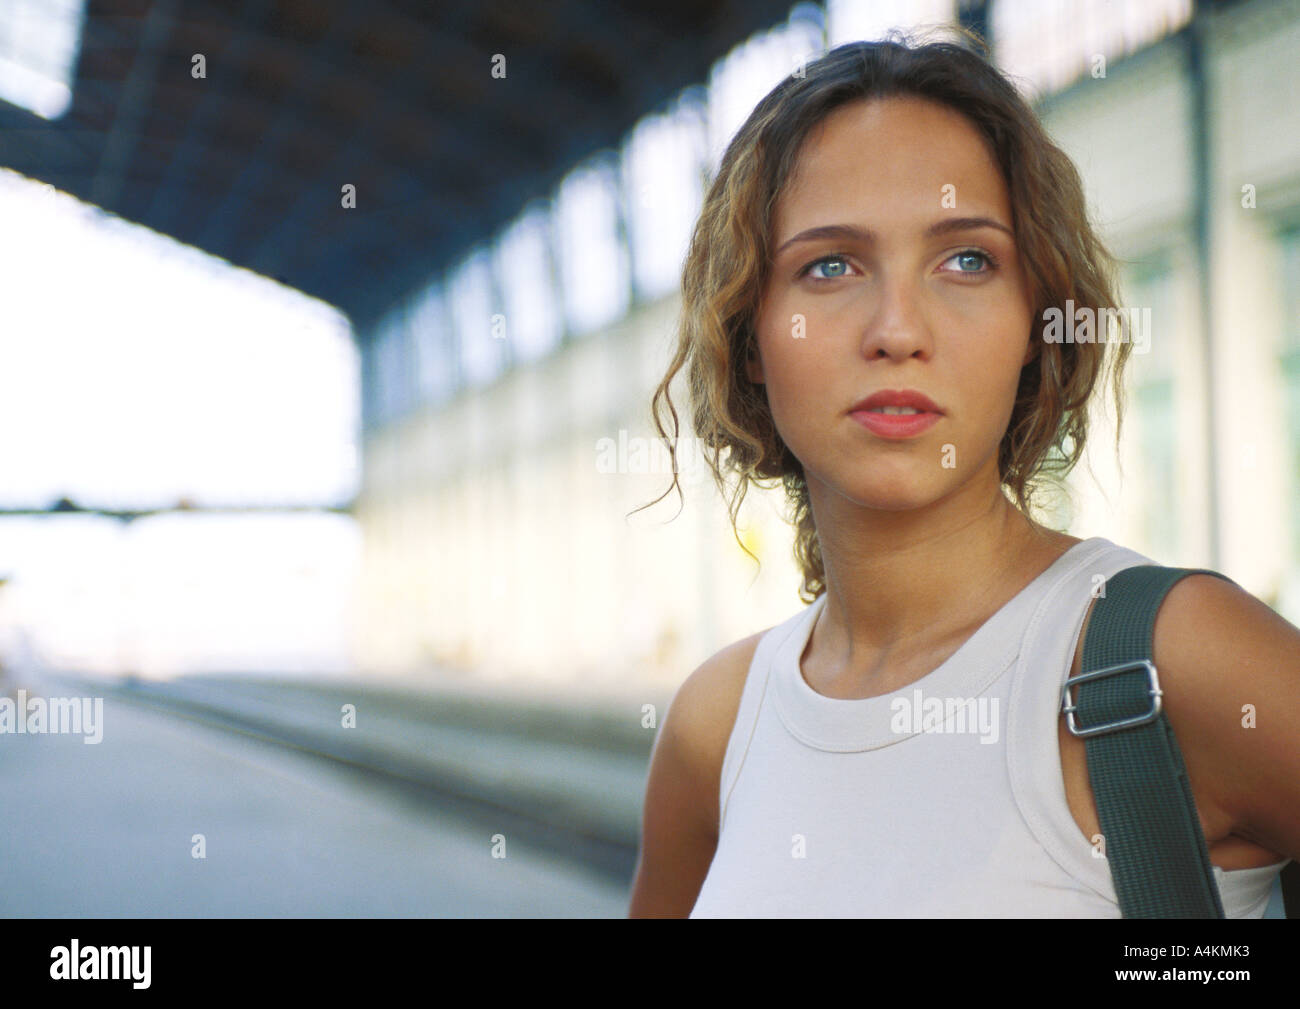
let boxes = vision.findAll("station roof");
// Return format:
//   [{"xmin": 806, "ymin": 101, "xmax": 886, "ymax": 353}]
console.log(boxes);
[{"xmin": 0, "ymin": 0, "xmax": 796, "ymax": 336}]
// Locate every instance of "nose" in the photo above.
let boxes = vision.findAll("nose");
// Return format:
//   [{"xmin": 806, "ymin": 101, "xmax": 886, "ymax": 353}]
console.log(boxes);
[{"xmin": 858, "ymin": 269, "xmax": 934, "ymax": 362}]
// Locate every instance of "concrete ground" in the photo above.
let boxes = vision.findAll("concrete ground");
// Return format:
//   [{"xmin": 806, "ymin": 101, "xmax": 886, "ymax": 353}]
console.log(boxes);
[{"xmin": 0, "ymin": 674, "xmax": 633, "ymax": 918}]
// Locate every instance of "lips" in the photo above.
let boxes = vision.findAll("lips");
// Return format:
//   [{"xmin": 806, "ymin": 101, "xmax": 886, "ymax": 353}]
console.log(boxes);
[
  {"xmin": 848, "ymin": 389, "xmax": 944, "ymax": 415},
  {"xmin": 847, "ymin": 388, "xmax": 944, "ymax": 440}
]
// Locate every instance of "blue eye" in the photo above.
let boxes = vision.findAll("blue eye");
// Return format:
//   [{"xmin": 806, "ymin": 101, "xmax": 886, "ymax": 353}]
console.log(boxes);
[
  {"xmin": 946, "ymin": 249, "xmax": 998, "ymax": 273},
  {"xmin": 801, "ymin": 255, "xmax": 852, "ymax": 280}
]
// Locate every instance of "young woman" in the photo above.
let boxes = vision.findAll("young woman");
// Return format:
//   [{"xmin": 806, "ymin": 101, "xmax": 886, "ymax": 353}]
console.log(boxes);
[{"xmin": 627, "ymin": 33, "xmax": 1299, "ymax": 917}]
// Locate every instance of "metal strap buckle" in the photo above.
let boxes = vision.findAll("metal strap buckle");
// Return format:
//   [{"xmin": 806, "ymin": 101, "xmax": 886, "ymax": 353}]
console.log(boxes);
[{"xmin": 1061, "ymin": 659, "xmax": 1163, "ymax": 738}]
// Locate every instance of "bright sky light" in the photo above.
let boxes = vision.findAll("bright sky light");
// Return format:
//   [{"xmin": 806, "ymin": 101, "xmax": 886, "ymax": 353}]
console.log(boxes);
[
  {"xmin": 0, "ymin": 168, "xmax": 359, "ymax": 511},
  {"xmin": 993, "ymin": 0, "xmax": 1193, "ymax": 98},
  {"xmin": 553, "ymin": 159, "xmax": 631, "ymax": 337},
  {"xmin": 0, "ymin": 168, "xmax": 362, "ymax": 679},
  {"xmin": 706, "ymin": 11, "xmax": 826, "ymax": 172},
  {"xmin": 449, "ymin": 246, "xmax": 505, "ymax": 387},
  {"xmin": 825, "ymin": 0, "xmax": 956, "ymax": 46},
  {"xmin": 0, "ymin": 512, "xmax": 361, "ymax": 678},
  {"xmin": 621, "ymin": 96, "xmax": 710, "ymax": 301},
  {"xmin": 496, "ymin": 204, "xmax": 563, "ymax": 364},
  {"xmin": 0, "ymin": 0, "xmax": 85, "ymax": 120},
  {"xmin": 408, "ymin": 283, "xmax": 457, "ymax": 404}
]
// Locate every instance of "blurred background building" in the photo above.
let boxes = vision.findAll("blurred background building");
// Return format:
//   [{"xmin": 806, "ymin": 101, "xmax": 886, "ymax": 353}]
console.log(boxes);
[
  {"xmin": 0, "ymin": 0, "xmax": 1295, "ymax": 692},
  {"xmin": 3, "ymin": 0, "xmax": 1294, "ymax": 692},
  {"xmin": 355, "ymin": 0, "xmax": 1300, "ymax": 690},
  {"xmin": 0, "ymin": 0, "xmax": 1295, "ymax": 916}
]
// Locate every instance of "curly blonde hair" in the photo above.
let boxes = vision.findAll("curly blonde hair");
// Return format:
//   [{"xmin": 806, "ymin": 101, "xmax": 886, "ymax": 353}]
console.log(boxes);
[{"xmin": 638, "ymin": 29, "xmax": 1135, "ymax": 604}]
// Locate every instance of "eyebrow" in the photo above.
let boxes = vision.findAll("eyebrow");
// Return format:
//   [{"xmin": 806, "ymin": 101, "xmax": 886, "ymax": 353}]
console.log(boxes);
[{"xmin": 774, "ymin": 216, "xmax": 1014, "ymax": 256}]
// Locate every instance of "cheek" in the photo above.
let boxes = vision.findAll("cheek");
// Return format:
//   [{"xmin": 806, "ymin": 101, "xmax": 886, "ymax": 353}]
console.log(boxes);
[
  {"xmin": 981, "ymin": 340, "xmax": 1034, "ymax": 438},
  {"xmin": 970, "ymin": 307, "xmax": 1033, "ymax": 378},
  {"xmin": 942, "ymin": 327, "xmax": 1030, "ymax": 437},
  {"xmin": 752, "ymin": 328, "xmax": 806, "ymax": 421}
]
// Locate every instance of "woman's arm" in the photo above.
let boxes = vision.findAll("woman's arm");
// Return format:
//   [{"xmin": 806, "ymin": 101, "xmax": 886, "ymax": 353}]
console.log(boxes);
[
  {"xmin": 627, "ymin": 632, "xmax": 762, "ymax": 918},
  {"xmin": 1152, "ymin": 574, "xmax": 1300, "ymax": 863}
]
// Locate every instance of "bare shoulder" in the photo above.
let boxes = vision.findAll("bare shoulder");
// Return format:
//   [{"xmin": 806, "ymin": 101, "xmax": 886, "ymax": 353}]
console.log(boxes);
[
  {"xmin": 626, "ymin": 627, "xmax": 767, "ymax": 918},
  {"xmin": 1061, "ymin": 572, "xmax": 1300, "ymax": 868},
  {"xmin": 663, "ymin": 628, "xmax": 768, "ymax": 791},
  {"xmin": 1151, "ymin": 573, "xmax": 1300, "ymax": 862}
]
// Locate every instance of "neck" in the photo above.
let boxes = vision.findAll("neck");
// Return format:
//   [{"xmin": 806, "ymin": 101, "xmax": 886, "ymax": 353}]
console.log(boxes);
[{"xmin": 805, "ymin": 470, "xmax": 1071, "ymax": 682}]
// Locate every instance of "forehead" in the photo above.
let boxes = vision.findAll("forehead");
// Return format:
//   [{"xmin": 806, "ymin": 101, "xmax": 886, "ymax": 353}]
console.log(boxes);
[{"xmin": 773, "ymin": 96, "xmax": 1010, "ymax": 237}]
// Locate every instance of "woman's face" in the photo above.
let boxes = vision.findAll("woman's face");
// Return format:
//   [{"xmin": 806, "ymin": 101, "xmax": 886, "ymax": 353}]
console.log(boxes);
[{"xmin": 749, "ymin": 96, "xmax": 1036, "ymax": 514}]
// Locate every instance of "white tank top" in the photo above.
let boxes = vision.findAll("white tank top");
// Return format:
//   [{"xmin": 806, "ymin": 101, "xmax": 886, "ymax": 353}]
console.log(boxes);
[{"xmin": 690, "ymin": 536, "xmax": 1291, "ymax": 917}]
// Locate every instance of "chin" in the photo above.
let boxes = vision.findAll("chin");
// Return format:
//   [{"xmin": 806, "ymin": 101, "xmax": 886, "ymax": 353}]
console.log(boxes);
[
  {"xmin": 839, "ymin": 480, "xmax": 946, "ymax": 513},
  {"xmin": 855, "ymin": 494, "xmax": 940, "ymax": 513}
]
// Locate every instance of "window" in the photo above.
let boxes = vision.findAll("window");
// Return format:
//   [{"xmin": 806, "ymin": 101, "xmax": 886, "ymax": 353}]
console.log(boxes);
[
  {"xmin": 553, "ymin": 160, "xmax": 630, "ymax": 336},
  {"xmin": 408, "ymin": 284, "xmax": 457, "ymax": 406},
  {"xmin": 1125, "ymin": 257, "xmax": 1178, "ymax": 562},
  {"xmin": 495, "ymin": 205, "xmax": 563, "ymax": 363},
  {"xmin": 375, "ymin": 313, "xmax": 413, "ymax": 426},
  {"xmin": 621, "ymin": 96, "xmax": 709, "ymax": 302},
  {"xmin": 449, "ymin": 248, "xmax": 506, "ymax": 388},
  {"xmin": 705, "ymin": 10, "xmax": 826, "ymax": 173},
  {"xmin": 992, "ymin": 0, "xmax": 1192, "ymax": 99},
  {"xmin": 1279, "ymin": 229, "xmax": 1300, "ymax": 575},
  {"xmin": 826, "ymin": 0, "xmax": 956, "ymax": 47}
]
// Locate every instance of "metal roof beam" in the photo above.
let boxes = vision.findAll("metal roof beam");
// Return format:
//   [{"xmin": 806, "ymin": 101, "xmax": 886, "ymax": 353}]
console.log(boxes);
[
  {"xmin": 0, "ymin": 117, "xmax": 104, "ymax": 182},
  {"xmin": 192, "ymin": 0, "xmax": 374, "ymax": 252},
  {"xmin": 142, "ymin": 0, "xmax": 277, "ymax": 230},
  {"xmin": 246, "ymin": 0, "xmax": 654, "ymax": 318},
  {"xmin": 287, "ymin": 185, "xmax": 473, "ymax": 289},
  {"xmin": 242, "ymin": 0, "xmax": 509, "ymax": 281},
  {"xmin": 91, "ymin": 0, "xmax": 176, "ymax": 208}
]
